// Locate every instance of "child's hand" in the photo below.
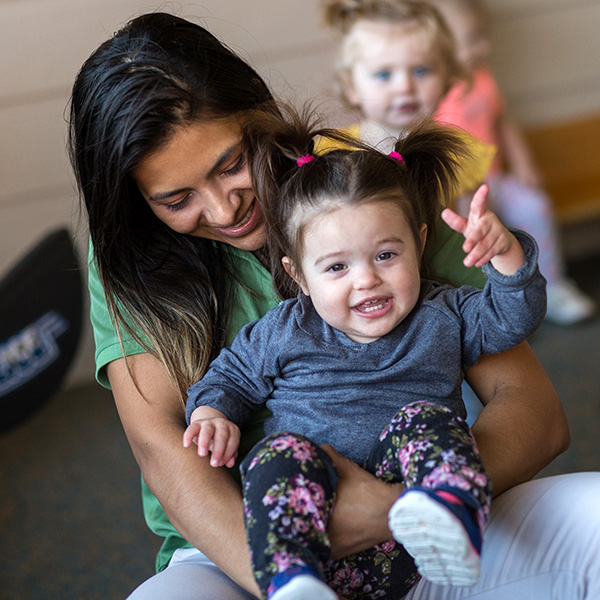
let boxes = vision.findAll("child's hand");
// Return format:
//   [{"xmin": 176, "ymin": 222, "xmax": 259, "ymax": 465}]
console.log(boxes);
[
  {"xmin": 441, "ymin": 184, "xmax": 525, "ymax": 275},
  {"xmin": 183, "ymin": 406, "xmax": 240, "ymax": 468}
]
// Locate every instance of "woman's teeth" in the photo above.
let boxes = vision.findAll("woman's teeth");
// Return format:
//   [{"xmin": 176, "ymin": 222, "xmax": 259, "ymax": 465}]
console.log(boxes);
[{"xmin": 235, "ymin": 207, "xmax": 252, "ymax": 227}]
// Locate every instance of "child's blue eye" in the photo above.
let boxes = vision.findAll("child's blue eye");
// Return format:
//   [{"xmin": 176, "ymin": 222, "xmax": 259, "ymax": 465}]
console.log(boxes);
[
  {"xmin": 374, "ymin": 70, "xmax": 391, "ymax": 82},
  {"xmin": 413, "ymin": 66, "xmax": 430, "ymax": 77}
]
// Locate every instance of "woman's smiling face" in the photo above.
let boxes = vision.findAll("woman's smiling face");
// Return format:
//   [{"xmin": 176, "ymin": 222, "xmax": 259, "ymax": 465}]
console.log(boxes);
[{"xmin": 134, "ymin": 116, "xmax": 266, "ymax": 252}]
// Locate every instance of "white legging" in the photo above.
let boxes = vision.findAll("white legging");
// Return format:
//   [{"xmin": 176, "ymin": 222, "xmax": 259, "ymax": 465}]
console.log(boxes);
[{"xmin": 126, "ymin": 473, "xmax": 600, "ymax": 599}]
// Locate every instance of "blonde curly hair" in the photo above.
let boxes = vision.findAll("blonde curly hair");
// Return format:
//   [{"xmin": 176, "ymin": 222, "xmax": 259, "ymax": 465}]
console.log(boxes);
[{"xmin": 321, "ymin": 0, "xmax": 465, "ymax": 107}]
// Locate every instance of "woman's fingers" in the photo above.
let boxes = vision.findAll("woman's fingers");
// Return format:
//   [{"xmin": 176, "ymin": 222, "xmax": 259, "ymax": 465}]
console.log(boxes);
[{"xmin": 321, "ymin": 444, "xmax": 404, "ymax": 559}]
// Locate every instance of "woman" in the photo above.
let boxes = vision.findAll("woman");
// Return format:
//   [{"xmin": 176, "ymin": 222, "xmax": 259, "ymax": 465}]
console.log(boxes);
[{"xmin": 69, "ymin": 11, "xmax": 599, "ymax": 600}]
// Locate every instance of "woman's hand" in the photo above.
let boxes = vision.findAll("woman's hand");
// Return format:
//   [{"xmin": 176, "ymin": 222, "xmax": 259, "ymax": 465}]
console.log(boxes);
[{"xmin": 321, "ymin": 444, "xmax": 403, "ymax": 559}]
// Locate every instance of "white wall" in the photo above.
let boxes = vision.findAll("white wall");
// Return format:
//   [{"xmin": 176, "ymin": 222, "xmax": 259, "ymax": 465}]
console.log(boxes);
[
  {"xmin": 1, "ymin": 0, "xmax": 599, "ymax": 386},
  {"xmin": 487, "ymin": 0, "xmax": 600, "ymax": 125}
]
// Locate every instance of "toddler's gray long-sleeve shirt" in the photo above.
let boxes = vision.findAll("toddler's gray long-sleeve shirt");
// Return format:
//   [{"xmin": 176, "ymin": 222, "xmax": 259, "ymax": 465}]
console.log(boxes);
[{"xmin": 187, "ymin": 230, "xmax": 546, "ymax": 464}]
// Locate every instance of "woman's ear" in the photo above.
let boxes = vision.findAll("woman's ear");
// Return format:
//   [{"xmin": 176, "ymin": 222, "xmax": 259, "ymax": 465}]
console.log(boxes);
[{"xmin": 282, "ymin": 256, "xmax": 309, "ymax": 296}]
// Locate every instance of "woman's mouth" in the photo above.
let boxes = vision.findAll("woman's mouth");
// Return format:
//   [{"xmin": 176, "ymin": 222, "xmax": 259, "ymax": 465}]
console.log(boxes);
[{"xmin": 214, "ymin": 201, "xmax": 262, "ymax": 238}]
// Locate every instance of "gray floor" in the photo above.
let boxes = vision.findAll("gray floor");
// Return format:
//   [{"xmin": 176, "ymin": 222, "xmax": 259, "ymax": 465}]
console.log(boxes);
[
  {"xmin": 0, "ymin": 383, "xmax": 158, "ymax": 599},
  {"xmin": 1, "ymin": 252, "xmax": 599, "ymax": 600}
]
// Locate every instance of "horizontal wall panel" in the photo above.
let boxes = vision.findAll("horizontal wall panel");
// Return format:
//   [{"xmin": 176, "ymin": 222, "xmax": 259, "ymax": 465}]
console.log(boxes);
[
  {"xmin": 0, "ymin": 96, "xmax": 73, "ymax": 202},
  {"xmin": 0, "ymin": 0, "xmax": 329, "ymax": 105},
  {"xmin": 488, "ymin": 1, "xmax": 600, "ymax": 123},
  {"xmin": 486, "ymin": 0, "xmax": 595, "ymax": 18},
  {"xmin": 504, "ymin": 90, "xmax": 600, "ymax": 128},
  {"xmin": 0, "ymin": 193, "xmax": 81, "ymax": 274}
]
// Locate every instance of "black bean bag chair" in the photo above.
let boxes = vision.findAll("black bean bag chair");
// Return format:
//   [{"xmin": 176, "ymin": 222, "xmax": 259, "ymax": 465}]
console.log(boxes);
[{"xmin": 0, "ymin": 228, "xmax": 83, "ymax": 432}]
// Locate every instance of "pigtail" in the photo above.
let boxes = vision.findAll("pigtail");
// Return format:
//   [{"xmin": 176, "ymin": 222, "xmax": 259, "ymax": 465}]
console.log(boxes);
[
  {"xmin": 245, "ymin": 107, "xmax": 468, "ymax": 299},
  {"xmin": 244, "ymin": 103, "xmax": 365, "ymax": 299},
  {"xmin": 393, "ymin": 121, "xmax": 470, "ymax": 242},
  {"xmin": 243, "ymin": 104, "xmax": 319, "ymax": 298}
]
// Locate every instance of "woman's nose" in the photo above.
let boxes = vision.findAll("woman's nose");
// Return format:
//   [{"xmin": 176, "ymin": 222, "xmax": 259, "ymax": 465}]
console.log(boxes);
[{"xmin": 199, "ymin": 186, "xmax": 242, "ymax": 225}]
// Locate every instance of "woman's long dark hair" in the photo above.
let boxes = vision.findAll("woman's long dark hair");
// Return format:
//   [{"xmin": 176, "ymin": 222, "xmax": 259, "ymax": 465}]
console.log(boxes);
[
  {"xmin": 68, "ymin": 12, "xmax": 277, "ymax": 398},
  {"xmin": 244, "ymin": 106, "xmax": 467, "ymax": 299}
]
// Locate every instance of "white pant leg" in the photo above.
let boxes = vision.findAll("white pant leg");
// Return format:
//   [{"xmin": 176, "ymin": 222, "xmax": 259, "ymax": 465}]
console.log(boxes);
[
  {"xmin": 126, "ymin": 548, "xmax": 258, "ymax": 600},
  {"xmin": 404, "ymin": 473, "xmax": 600, "ymax": 600}
]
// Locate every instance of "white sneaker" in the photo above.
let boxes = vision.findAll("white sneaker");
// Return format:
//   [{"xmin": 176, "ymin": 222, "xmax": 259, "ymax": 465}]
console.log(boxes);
[
  {"xmin": 388, "ymin": 491, "xmax": 480, "ymax": 586},
  {"xmin": 546, "ymin": 279, "xmax": 596, "ymax": 325},
  {"xmin": 269, "ymin": 575, "xmax": 337, "ymax": 600}
]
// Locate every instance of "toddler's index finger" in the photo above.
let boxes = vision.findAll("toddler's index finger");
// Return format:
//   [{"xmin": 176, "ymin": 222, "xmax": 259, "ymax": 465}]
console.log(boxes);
[
  {"xmin": 441, "ymin": 207, "xmax": 467, "ymax": 235},
  {"xmin": 469, "ymin": 184, "xmax": 489, "ymax": 221}
]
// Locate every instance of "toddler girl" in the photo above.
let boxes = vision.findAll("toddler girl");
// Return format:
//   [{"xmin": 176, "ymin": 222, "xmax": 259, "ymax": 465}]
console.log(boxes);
[
  {"xmin": 432, "ymin": 0, "xmax": 596, "ymax": 325},
  {"xmin": 183, "ymin": 111, "xmax": 547, "ymax": 600}
]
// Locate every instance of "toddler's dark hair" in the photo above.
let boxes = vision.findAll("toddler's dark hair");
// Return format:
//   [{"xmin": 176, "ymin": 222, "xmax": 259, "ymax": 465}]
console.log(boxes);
[{"xmin": 244, "ymin": 105, "xmax": 468, "ymax": 298}]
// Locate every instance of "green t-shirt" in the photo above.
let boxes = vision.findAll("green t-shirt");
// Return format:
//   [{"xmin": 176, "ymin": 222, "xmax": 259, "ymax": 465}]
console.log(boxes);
[{"xmin": 87, "ymin": 223, "xmax": 485, "ymax": 572}]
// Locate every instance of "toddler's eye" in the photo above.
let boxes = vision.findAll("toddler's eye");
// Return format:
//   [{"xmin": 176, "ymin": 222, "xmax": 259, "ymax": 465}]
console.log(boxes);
[
  {"xmin": 374, "ymin": 70, "xmax": 391, "ymax": 82},
  {"xmin": 327, "ymin": 263, "xmax": 347, "ymax": 273},
  {"xmin": 377, "ymin": 252, "xmax": 394, "ymax": 261},
  {"xmin": 413, "ymin": 66, "xmax": 430, "ymax": 77}
]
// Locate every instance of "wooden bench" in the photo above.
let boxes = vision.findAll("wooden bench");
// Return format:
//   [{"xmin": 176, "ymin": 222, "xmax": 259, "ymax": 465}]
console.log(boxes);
[{"xmin": 523, "ymin": 113, "xmax": 600, "ymax": 225}]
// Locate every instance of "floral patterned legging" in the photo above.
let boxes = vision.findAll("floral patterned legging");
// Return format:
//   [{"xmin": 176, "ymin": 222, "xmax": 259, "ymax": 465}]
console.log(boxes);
[{"xmin": 240, "ymin": 401, "xmax": 492, "ymax": 600}]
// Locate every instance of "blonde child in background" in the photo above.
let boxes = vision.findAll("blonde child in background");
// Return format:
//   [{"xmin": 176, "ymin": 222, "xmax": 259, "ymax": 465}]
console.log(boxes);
[
  {"xmin": 321, "ymin": 0, "xmax": 495, "ymax": 202},
  {"xmin": 432, "ymin": 0, "xmax": 596, "ymax": 325}
]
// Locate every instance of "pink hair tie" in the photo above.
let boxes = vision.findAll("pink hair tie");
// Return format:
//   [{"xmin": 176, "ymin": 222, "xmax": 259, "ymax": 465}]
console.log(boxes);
[
  {"xmin": 296, "ymin": 154, "xmax": 314, "ymax": 167},
  {"xmin": 389, "ymin": 151, "xmax": 404, "ymax": 164}
]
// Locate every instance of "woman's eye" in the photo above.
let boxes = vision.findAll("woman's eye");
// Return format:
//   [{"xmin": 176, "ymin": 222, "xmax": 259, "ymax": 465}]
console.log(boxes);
[
  {"xmin": 222, "ymin": 153, "xmax": 246, "ymax": 177},
  {"xmin": 165, "ymin": 196, "xmax": 190, "ymax": 212},
  {"xmin": 374, "ymin": 70, "xmax": 391, "ymax": 82}
]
